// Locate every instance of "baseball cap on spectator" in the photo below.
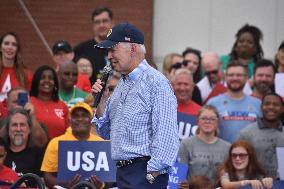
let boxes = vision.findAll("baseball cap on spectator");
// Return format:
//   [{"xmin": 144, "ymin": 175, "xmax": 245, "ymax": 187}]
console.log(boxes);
[
  {"xmin": 279, "ymin": 41, "xmax": 284, "ymax": 50},
  {"xmin": 95, "ymin": 22, "xmax": 144, "ymax": 49},
  {"xmin": 69, "ymin": 102, "xmax": 93, "ymax": 117},
  {"xmin": 52, "ymin": 40, "xmax": 73, "ymax": 54}
]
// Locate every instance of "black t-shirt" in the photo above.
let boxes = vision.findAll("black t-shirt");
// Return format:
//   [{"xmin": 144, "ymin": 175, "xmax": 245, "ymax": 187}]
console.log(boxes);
[
  {"xmin": 4, "ymin": 146, "xmax": 45, "ymax": 187},
  {"xmin": 74, "ymin": 39, "xmax": 108, "ymax": 84}
]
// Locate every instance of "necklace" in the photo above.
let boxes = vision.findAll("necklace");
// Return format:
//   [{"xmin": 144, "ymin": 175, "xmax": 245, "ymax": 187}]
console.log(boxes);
[{"xmin": 59, "ymin": 88, "xmax": 76, "ymax": 103}]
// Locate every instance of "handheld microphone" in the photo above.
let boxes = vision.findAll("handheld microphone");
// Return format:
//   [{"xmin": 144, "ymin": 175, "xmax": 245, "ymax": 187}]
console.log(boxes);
[{"xmin": 93, "ymin": 65, "xmax": 113, "ymax": 108}]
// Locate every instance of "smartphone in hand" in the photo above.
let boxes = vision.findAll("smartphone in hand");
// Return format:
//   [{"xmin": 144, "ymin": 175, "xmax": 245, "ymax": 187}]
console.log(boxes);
[{"xmin": 17, "ymin": 92, "xmax": 28, "ymax": 107}]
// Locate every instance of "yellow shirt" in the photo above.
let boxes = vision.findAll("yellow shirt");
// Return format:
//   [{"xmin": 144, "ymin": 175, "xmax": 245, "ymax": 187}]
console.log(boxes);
[{"xmin": 41, "ymin": 128, "xmax": 104, "ymax": 172}]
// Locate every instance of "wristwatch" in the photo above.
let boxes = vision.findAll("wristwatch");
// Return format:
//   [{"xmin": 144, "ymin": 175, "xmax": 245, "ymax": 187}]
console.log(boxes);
[
  {"xmin": 146, "ymin": 173, "xmax": 155, "ymax": 184},
  {"xmin": 146, "ymin": 171, "xmax": 159, "ymax": 184}
]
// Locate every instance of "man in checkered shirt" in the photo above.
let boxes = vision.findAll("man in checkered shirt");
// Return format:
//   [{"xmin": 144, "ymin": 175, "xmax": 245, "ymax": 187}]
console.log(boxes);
[{"xmin": 92, "ymin": 22, "xmax": 179, "ymax": 189}]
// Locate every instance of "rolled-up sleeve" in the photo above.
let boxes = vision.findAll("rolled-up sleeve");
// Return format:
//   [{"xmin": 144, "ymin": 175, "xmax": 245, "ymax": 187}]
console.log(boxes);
[{"xmin": 92, "ymin": 100, "xmax": 111, "ymax": 140}]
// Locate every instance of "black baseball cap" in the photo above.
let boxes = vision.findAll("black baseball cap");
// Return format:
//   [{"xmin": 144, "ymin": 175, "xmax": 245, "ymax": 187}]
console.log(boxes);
[
  {"xmin": 52, "ymin": 40, "xmax": 73, "ymax": 54},
  {"xmin": 95, "ymin": 22, "xmax": 144, "ymax": 49}
]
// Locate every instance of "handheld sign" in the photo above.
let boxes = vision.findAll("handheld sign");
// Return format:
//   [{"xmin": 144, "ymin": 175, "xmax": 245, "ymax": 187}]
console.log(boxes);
[
  {"xmin": 276, "ymin": 147, "xmax": 284, "ymax": 180},
  {"xmin": 275, "ymin": 73, "xmax": 284, "ymax": 96},
  {"xmin": 167, "ymin": 162, "xmax": 188, "ymax": 189},
  {"xmin": 177, "ymin": 112, "xmax": 198, "ymax": 140},
  {"xmin": 58, "ymin": 141, "xmax": 116, "ymax": 182},
  {"xmin": 239, "ymin": 180, "xmax": 284, "ymax": 189}
]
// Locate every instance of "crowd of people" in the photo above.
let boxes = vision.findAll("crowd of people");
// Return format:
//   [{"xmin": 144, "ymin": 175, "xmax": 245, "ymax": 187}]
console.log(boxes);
[{"xmin": 0, "ymin": 5, "xmax": 284, "ymax": 189}]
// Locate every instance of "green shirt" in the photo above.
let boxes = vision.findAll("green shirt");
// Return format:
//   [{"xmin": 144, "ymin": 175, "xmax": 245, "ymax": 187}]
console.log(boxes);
[
  {"xmin": 59, "ymin": 87, "xmax": 87, "ymax": 108},
  {"xmin": 220, "ymin": 55, "xmax": 255, "ymax": 78}
]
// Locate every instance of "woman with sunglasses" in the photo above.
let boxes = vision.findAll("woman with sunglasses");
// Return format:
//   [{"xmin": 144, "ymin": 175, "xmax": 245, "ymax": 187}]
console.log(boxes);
[
  {"xmin": 178, "ymin": 105, "xmax": 230, "ymax": 187},
  {"xmin": 177, "ymin": 47, "xmax": 203, "ymax": 105},
  {"xmin": 162, "ymin": 53, "xmax": 183, "ymax": 81},
  {"xmin": 218, "ymin": 140, "xmax": 273, "ymax": 189}
]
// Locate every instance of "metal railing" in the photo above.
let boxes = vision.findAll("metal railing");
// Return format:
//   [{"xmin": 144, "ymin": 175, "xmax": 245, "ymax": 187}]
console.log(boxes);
[{"xmin": 10, "ymin": 173, "xmax": 45, "ymax": 189}]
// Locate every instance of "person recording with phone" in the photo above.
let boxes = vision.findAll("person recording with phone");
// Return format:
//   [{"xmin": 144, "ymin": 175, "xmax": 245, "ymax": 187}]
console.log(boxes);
[
  {"xmin": 91, "ymin": 23, "xmax": 179, "ymax": 188},
  {"xmin": 0, "ymin": 88, "xmax": 48, "ymax": 187},
  {"xmin": 0, "ymin": 88, "xmax": 48, "ymax": 147}
]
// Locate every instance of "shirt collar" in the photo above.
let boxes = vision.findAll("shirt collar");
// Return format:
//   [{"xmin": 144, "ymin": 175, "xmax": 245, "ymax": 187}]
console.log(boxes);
[
  {"xmin": 257, "ymin": 118, "xmax": 283, "ymax": 131},
  {"xmin": 122, "ymin": 59, "xmax": 149, "ymax": 82}
]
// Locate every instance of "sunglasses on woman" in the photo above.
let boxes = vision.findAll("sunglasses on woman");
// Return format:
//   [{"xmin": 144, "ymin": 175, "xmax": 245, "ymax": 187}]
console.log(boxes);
[
  {"xmin": 231, "ymin": 153, "xmax": 248, "ymax": 160},
  {"xmin": 171, "ymin": 60, "xmax": 189, "ymax": 70}
]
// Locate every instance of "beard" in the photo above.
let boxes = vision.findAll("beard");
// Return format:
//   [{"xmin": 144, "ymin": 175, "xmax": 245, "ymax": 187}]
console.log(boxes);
[
  {"xmin": 227, "ymin": 81, "xmax": 246, "ymax": 92},
  {"xmin": 254, "ymin": 82, "xmax": 273, "ymax": 94},
  {"xmin": 12, "ymin": 133, "xmax": 25, "ymax": 146}
]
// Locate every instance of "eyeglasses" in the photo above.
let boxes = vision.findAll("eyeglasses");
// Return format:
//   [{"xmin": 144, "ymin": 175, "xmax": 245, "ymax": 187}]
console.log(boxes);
[
  {"xmin": 199, "ymin": 116, "xmax": 218, "ymax": 122},
  {"xmin": 171, "ymin": 61, "xmax": 189, "ymax": 70},
  {"xmin": 226, "ymin": 73, "xmax": 247, "ymax": 78},
  {"xmin": 231, "ymin": 153, "xmax": 248, "ymax": 160},
  {"xmin": 205, "ymin": 70, "xmax": 218, "ymax": 76}
]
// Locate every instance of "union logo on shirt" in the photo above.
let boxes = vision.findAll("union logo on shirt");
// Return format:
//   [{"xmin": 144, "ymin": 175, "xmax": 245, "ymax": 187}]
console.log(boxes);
[
  {"xmin": 54, "ymin": 108, "xmax": 64, "ymax": 119},
  {"xmin": 222, "ymin": 111, "xmax": 257, "ymax": 121},
  {"xmin": 0, "ymin": 74, "xmax": 11, "ymax": 102}
]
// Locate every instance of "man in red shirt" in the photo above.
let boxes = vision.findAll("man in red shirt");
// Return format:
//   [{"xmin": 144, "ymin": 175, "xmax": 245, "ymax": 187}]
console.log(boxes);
[
  {"xmin": 173, "ymin": 68, "xmax": 201, "ymax": 115},
  {"xmin": 172, "ymin": 68, "xmax": 201, "ymax": 139}
]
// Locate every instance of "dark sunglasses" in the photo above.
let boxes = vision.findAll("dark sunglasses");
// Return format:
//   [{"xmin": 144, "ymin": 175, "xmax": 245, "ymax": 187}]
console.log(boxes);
[
  {"xmin": 205, "ymin": 70, "xmax": 218, "ymax": 76},
  {"xmin": 231, "ymin": 153, "xmax": 248, "ymax": 160},
  {"xmin": 171, "ymin": 61, "xmax": 189, "ymax": 70}
]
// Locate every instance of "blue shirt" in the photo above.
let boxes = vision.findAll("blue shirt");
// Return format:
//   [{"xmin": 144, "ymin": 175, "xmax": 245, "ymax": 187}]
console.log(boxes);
[
  {"xmin": 92, "ymin": 60, "xmax": 179, "ymax": 173},
  {"xmin": 207, "ymin": 93, "xmax": 261, "ymax": 143}
]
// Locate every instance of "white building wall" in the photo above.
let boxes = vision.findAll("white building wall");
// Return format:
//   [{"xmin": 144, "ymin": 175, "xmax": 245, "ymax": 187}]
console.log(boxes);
[{"xmin": 153, "ymin": 0, "xmax": 284, "ymax": 71}]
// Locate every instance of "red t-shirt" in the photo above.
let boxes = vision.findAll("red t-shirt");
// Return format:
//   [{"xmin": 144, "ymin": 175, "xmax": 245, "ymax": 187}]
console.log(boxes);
[
  {"xmin": 0, "ymin": 165, "xmax": 18, "ymax": 184},
  {"xmin": 0, "ymin": 67, "xmax": 33, "ymax": 102},
  {"xmin": 76, "ymin": 74, "xmax": 91, "ymax": 93},
  {"xmin": 31, "ymin": 97, "xmax": 69, "ymax": 139},
  {"xmin": 178, "ymin": 101, "xmax": 201, "ymax": 116},
  {"xmin": 0, "ymin": 101, "xmax": 8, "ymax": 119}
]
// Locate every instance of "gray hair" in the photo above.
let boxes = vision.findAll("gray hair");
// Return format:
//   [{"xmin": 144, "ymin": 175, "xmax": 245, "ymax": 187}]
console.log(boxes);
[
  {"xmin": 6, "ymin": 108, "xmax": 32, "ymax": 129},
  {"xmin": 119, "ymin": 42, "xmax": 146, "ymax": 54},
  {"xmin": 172, "ymin": 68, "xmax": 193, "ymax": 83}
]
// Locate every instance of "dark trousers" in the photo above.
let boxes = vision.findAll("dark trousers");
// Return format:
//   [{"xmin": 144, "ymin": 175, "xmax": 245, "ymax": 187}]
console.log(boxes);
[{"xmin": 116, "ymin": 160, "xmax": 168, "ymax": 189}]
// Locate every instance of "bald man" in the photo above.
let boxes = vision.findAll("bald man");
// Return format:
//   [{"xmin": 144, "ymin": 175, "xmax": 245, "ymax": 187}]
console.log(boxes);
[
  {"xmin": 197, "ymin": 52, "xmax": 225, "ymax": 103},
  {"xmin": 58, "ymin": 61, "xmax": 88, "ymax": 108}
]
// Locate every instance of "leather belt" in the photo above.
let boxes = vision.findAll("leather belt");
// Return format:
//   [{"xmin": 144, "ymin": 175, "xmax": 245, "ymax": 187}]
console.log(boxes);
[{"xmin": 116, "ymin": 156, "xmax": 150, "ymax": 168}]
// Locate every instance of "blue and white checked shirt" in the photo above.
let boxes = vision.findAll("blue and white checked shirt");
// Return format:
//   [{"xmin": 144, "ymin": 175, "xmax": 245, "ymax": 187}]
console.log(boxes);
[{"xmin": 92, "ymin": 59, "xmax": 179, "ymax": 173}]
